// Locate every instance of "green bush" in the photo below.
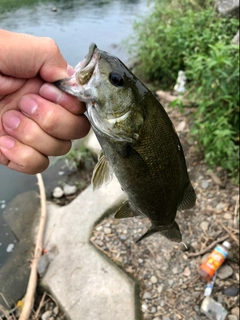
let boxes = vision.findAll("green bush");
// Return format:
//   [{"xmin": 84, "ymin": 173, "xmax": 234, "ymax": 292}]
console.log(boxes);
[
  {"xmin": 129, "ymin": 0, "xmax": 239, "ymax": 178},
  {"xmin": 185, "ymin": 42, "xmax": 239, "ymax": 176}
]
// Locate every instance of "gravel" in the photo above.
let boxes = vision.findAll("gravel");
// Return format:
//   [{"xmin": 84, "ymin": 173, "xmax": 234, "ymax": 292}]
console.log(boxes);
[{"xmin": 91, "ymin": 103, "xmax": 239, "ymax": 320}]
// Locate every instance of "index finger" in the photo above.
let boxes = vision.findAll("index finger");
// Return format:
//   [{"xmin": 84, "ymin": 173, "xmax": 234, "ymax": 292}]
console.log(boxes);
[{"xmin": 39, "ymin": 83, "xmax": 86, "ymax": 115}]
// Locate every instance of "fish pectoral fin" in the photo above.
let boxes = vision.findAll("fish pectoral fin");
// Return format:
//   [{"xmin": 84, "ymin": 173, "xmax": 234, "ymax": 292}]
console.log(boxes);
[
  {"xmin": 136, "ymin": 221, "xmax": 182, "ymax": 244},
  {"xmin": 114, "ymin": 201, "xmax": 141, "ymax": 219},
  {"xmin": 91, "ymin": 152, "xmax": 113, "ymax": 190},
  {"xmin": 178, "ymin": 182, "xmax": 196, "ymax": 211}
]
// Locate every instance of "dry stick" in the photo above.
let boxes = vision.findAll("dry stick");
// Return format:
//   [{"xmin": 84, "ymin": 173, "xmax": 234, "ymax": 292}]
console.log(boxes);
[
  {"xmin": 187, "ymin": 234, "xmax": 229, "ymax": 258},
  {"xmin": 33, "ymin": 291, "xmax": 47, "ymax": 320},
  {"xmin": 217, "ymin": 220, "xmax": 239, "ymax": 247},
  {"xmin": 19, "ymin": 173, "xmax": 47, "ymax": 320}
]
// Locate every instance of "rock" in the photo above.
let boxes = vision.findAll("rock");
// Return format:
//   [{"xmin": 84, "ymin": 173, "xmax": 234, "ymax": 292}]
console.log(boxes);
[
  {"xmin": 153, "ymin": 318, "xmax": 160, "ymax": 320},
  {"xmin": 231, "ymin": 307, "xmax": 239, "ymax": 317},
  {"xmin": 168, "ymin": 279, "xmax": 174, "ymax": 286},
  {"xmin": 52, "ymin": 187, "xmax": 64, "ymax": 198},
  {"xmin": 157, "ymin": 285, "xmax": 163, "ymax": 293},
  {"xmin": 103, "ymin": 227, "xmax": 112, "ymax": 234},
  {"xmin": 217, "ymin": 265, "xmax": 233, "ymax": 279},
  {"xmin": 63, "ymin": 184, "xmax": 77, "ymax": 196},
  {"xmin": 192, "ymin": 291, "xmax": 201, "ymax": 299},
  {"xmin": 183, "ymin": 266, "xmax": 191, "ymax": 277},
  {"xmin": 150, "ymin": 275, "xmax": 158, "ymax": 284},
  {"xmin": 223, "ymin": 213, "xmax": 232, "ymax": 220},
  {"xmin": 172, "ymin": 267, "xmax": 179, "ymax": 274},
  {"xmin": 41, "ymin": 310, "xmax": 52, "ymax": 320},
  {"xmin": 227, "ymin": 315, "xmax": 238, "ymax": 320},
  {"xmin": 201, "ymin": 180, "xmax": 209, "ymax": 189},
  {"xmin": 216, "ymin": 202, "xmax": 225, "ymax": 211},
  {"xmin": 150, "ymin": 306, "xmax": 157, "ymax": 313},
  {"xmin": 176, "ymin": 120, "xmax": 186, "ymax": 132},
  {"xmin": 200, "ymin": 221, "xmax": 209, "ymax": 232},
  {"xmin": 223, "ymin": 286, "xmax": 239, "ymax": 296},
  {"xmin": 143, "ymin": 292, "xmax": 152, "ymax": 299},
  {"xmin": 141, "ymin": 304, "xmax": 147, "ymax": 312},
  {"xmin": 191, "ymin": 241, "xmax": 200, "ymax": 251},
  {"xmin": 216, "ymin": 0, "xmax": 239, "ymax": 18},
  {"xmin": 51, "ymin": 7, "xmax": 57, "ymax": 12},
  {"xmin": 162, "ymin": 316, "xmax": 170, "ymax": 320},
  {"xmin": 53, "ymin": 306, "xmax": 59, "ymax": 316},
  {"xmin": 232, "ymin": 30, "xmax": 239, "ymax": 44}
]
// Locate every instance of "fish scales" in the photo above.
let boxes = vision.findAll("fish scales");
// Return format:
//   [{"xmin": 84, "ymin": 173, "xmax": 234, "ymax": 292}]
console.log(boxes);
[{"xmin": 55, "ymin": 43, "xmax": 196, "ymax": 243}]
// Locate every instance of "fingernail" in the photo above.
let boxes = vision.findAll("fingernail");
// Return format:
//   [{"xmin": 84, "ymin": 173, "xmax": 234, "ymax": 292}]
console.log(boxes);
[
  {"xmin": 0, "ymin": 136, "xmax": 15, "ymax": 149},
  {"xmin": 39, "ymin": 83, "xmax": 63, "ymax": 103},
  {"xmin": 3, "ymin": 113, "xmax": 20, "ymax": 129},
  {"xmin": 19, "ymin": 97, "xmax": 38, "ymax": 115}
]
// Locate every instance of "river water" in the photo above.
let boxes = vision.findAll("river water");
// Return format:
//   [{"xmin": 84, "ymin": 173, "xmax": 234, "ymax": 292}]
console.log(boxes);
[{"xmin": 0, "ymin": 0, "xmax": 150, "ymax": 266}]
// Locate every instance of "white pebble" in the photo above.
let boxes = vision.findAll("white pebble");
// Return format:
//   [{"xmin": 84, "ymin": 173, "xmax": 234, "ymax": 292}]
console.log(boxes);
[
  {"xmin": 141, "ymin": 304, "xmax": 147, "ymax": 312},
  {"xmin": 104, "ymin": 227, "xmax": 111, "ymax": 234},
  {"xmin": 63, "ymin": 184, "xmax": 77, "ymax": 196},
  {"xmin": 172, "ymin": 267, "xmax": 179, "ymax": 274},
  {"xmin": 200, "ymin": 221, "xmax": 209, "ymax": 232},
  {"xmin": 41, "ymin": 310, "xmax": 52, "ymax": 320},
  {"xmin": 150, "ymin": 275, "xmax": 158, "ymax": 284},
  {"xmin": 52, "ymin": 187, "xmax": 64, "ymax": 198},
  {"xmin": 53, "ymin": 306, "xmax": 59, "ymax": 316},
  {"xmin": 143, "ymin": 292, "xmax": 151, "ymax": 299},
  {"xmin": 223, "ymin": 213, "xmax": 231, "ymax": 220}
]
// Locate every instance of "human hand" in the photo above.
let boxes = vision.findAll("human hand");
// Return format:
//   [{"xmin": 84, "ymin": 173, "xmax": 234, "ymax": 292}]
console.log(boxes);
[{"xmin": 0, "ymin": 29, "xmax": 90, "ymax": 174}]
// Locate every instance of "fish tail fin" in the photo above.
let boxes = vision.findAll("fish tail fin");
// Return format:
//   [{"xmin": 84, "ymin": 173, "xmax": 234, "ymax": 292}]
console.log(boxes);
[{"xmin": 135, "ymin": 221, "xmax": 182, "ymax": 244}]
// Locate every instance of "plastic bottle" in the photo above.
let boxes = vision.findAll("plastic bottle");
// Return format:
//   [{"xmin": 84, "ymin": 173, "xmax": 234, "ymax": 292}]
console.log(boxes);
[
  {"xmin": 198, "ymin": 241, "xmax": 231, "ymax": 282},
  {"xmin": 201, "ymin": 296, "xmax": 228, "ymax": 320}
]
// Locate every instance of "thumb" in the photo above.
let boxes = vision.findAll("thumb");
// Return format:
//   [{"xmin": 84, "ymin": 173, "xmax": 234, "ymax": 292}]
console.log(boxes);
[{"xmin": 0, "ymin": 29, "xmax": 70, "ymax": 82}]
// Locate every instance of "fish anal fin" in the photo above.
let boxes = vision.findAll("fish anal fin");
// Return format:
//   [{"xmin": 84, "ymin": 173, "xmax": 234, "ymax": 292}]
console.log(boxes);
[
  {"xmin": 91, "ymin": 152, "xmax": 113, "ymax": 191},
  {"xmin": 136, "ymin": 221, "xmax": 182, "ymax": 244},
  {"xmin": 178, "ymin": 182, "xmax": 196, "ymax": 211},
  {"xmin": 114, "ymin": 201, "xmax": 141, "ymax": 219}
]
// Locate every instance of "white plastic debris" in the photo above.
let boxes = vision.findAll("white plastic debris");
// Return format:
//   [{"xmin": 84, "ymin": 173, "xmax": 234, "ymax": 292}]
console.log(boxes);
[{"xmin": 174, "ymin": 70, "xmax": 187, "ymax": 94}]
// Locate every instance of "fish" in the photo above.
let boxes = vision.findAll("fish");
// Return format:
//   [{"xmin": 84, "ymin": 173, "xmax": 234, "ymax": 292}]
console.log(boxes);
[{"xmin": 55, "ymin": 43, "xmax": 196, "ymax": 243}]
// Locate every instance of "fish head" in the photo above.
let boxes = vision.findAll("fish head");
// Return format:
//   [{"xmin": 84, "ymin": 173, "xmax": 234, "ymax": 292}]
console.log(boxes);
[{"xmin": 55, "ymin": 43, "xmax": 148, "ymax": 142}]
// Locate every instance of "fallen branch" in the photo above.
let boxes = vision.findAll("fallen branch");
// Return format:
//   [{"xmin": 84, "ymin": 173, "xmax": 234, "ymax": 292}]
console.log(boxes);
[
  {"xmin": 19, "ymin": 173, "xmax": 47, "ymax": 320},
  {"xmin": 217, "ymin": 220, "xmax": 239, "ymax": 247},
  {"xmin": 187, "ymin": 234, "xmax": 229, "ymax": 258}
]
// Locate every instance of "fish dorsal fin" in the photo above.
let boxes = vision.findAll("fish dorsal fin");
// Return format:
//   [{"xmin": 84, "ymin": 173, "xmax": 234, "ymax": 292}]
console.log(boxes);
[
  {"xmin": 136, "ymin": 221, "xmax": 182, "ymax": 243},
  {"xmin": 114, "ymin": 201, "xmax": 141, "ymax": 219},
  {"xmin": 91, "ymin": 152, "xmax": 113, "ymax": 190},
  {"xmin": 178, "ymin": 182, "xmax": 196, "ymax": 211}
]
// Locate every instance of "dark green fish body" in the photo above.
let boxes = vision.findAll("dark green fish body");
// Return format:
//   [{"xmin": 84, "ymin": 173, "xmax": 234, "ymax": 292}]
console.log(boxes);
[{"xmin": 55, "ymin": 43, "xmax": 196, "ymax": 243}]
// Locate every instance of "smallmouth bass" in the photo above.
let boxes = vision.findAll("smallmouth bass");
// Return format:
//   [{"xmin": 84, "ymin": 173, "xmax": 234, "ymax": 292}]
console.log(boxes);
[{"xmin": 55, "ymin": 43, "xmax": 196, "ymax": 243}]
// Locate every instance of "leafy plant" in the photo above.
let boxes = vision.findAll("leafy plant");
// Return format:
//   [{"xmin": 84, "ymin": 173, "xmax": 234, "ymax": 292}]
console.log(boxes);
[
  {"xmin": 185, "ymin": 42, "xmax": 239, "ymax": 177},
  {"xmin": 129, "ymin": 0, "xmax": 239, "ymax": 178},
  {"xmin": 65, "ymin": 145, "xmax": 95, "ymax": 171}
]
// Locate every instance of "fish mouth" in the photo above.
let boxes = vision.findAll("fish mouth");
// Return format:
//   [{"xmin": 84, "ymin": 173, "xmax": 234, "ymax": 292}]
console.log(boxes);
[
  {"xmin": 54, "ymin": 43, "xmax": 100, "ymax": 96},
  {"xmin": 75, "ymin": 43, "xmax": 100, "ymax": 85}
]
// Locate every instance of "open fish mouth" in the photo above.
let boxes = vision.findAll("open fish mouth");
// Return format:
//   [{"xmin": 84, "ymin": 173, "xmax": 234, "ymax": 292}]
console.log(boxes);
[
  {"xmin": 54, "ymin": 43, "xmax": 99, "ymax": 95},
  {"xmin": 75, "ymin": 43, "xmax": 100, "ymax": 85}
]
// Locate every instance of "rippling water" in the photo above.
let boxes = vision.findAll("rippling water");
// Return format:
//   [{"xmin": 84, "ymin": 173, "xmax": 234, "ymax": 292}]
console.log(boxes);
[{"xmin": 0, "ymin": 0, "xmax": 150, "ymax": 266}]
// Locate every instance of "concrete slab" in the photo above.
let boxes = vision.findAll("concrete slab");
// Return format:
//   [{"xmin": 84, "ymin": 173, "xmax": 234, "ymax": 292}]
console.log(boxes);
[{"xmin": 41, "ymin": 176, "xmax": 138, "ymax": 320}]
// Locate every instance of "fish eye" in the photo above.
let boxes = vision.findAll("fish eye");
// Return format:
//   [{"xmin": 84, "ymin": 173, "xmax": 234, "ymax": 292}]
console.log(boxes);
[{"xmin": 109, "ymin": 72, "xmax": 124, "ymax": 87}]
